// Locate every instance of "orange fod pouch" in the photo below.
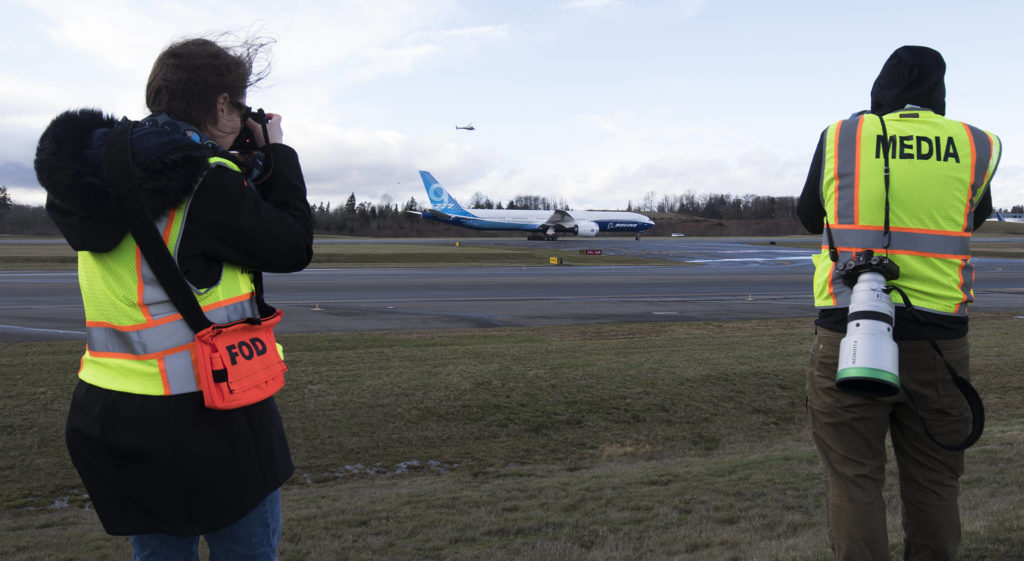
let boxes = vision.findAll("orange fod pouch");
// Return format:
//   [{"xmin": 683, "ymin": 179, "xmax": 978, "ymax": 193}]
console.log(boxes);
[{"xmin": 194, "ymin": 310, "xmax": 287, "ymax": 410}]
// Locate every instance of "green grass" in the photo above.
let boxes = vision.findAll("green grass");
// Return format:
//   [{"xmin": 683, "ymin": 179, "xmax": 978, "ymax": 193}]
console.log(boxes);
[
  {"xmin": 0, "ymin": 240, "xmax": 77, "ymax": 269},
  {"xmin": 0, "ymin": 238, "xmax": 677, "ymax": 269},
  {"xmin": 5, "ymin": 234, "xmax": 1020, "ymax": 269},
  {"xmin": 308, "ymin": 241, "xmax": 679, "ymax": 267},
  {"xmin": 2, "ymin": 314, "xmax": 1023, "ymax": 560}
]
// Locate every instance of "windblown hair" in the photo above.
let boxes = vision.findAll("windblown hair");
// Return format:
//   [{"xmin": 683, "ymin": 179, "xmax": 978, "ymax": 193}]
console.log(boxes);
[{"xmin": 145, "ymin": 35, "xmax": 274, "ymax": 132}]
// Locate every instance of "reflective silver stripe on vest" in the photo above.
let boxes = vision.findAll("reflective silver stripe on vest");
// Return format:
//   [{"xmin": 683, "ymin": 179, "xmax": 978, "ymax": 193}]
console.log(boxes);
[
  {"xmin": 828, "ymin": 258, "xmax": 854, "ymax": 306},
  {"xmin": 164, "ymin": 349, "xmax": 199, "ymax": 394},
  {"xmin": 823, "ymin": 228, "xmax": 970, "ymax": 257},
  {"xmin": 833, "ymin": 116, "xmax": 863, "ymax": 224},
  {"xmin": 823, "ymin": 248, "xmax": 971, "ymax": 315},
  {"xmin": 137, "ymin": 213, "xmax": 180, "ymax": 318},
  {"xmin": 86, "ymin": 298, "xmax": 259, "ymax": 355},
  {"xmin": 964, "ymin": 124, "xmax": 993, "ymax": 215},
  {"xmin": 960, "ymin": 261, "xmax": 976, "ymax": 309}
]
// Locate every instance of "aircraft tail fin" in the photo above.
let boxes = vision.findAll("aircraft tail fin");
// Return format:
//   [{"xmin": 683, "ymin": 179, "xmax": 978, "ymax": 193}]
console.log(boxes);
[{"xmin": 419, "ymin": 171, "xmax": 474, "ymax": 217}]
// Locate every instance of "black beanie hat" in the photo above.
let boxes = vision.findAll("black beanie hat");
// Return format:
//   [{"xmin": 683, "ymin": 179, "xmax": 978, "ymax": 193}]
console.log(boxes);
[{"xmin": 870, "ymin": 46, "xmax": 946, "ymax": 116}]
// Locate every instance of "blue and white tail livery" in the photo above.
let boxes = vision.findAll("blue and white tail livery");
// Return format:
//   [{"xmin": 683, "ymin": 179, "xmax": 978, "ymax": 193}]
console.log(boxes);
[
  {"xmin": 421, "ymin": 171, "xmax": 473, "ymax": 217},
  {"xmin": 415, "ymin": 170, "xmax": 655, "ymax": 240}
]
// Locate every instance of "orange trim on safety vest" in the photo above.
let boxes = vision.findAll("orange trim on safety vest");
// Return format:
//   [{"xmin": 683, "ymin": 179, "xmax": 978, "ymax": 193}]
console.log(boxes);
[
  {"xmin": 85, "ymin": 292, "xmax": 254, "ymax": 331},
  {"xmin": 157, "ymin": 356, "xmax": 172, "ymax": 395},
  {"xmin": 821, "ymin": 245, "xmax": 970, "ymax": 260},
  {"xmin": 86, "ymin": 311, "xmax": 183, "ymax": 331},
  {"xmin": 826, "ymin": 223, "xmax": 970, "ymax": 237},
  {"xmin": 825, "ymin": 261, "xmax": 837, "ymax": 306},
  {"xmin": 86, "ymin": 340, "xmax": 195, "ymax": 361},
  {"xmin": 953, "ymin": 259, "xmax": 969, "ymax": 315},
  {"xmin": 980, "ymin": 131, "xmax": 996, "ymax": 197},
  {"xmin": 831, "ymin": 121, "xmax": 842, "ymax": 222},
  {"xmin": 961, "ymin": 123, "xmax": 976, "ymax": 232},
  {"xmin": 853, "ymin": 116, "xmax": 864, "ymax": 224},
  {"xmin": 210, "ymin": 292, "xmax": 255, "ymax": 310},
  {"xmin": 163, "ymin": 208, "xmax": 177, "ymax": 244}
]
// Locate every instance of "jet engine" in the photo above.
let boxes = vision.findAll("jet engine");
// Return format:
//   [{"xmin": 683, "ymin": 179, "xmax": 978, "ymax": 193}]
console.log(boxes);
[{"xmin": 572, "ymin": 221, "xmax": 600, "ymax": 237}]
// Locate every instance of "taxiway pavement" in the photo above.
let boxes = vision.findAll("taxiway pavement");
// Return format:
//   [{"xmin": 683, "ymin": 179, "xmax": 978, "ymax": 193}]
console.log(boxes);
[{"xmin": 3, "ymin": 237, "xmax": 1022, "ymax": 342}]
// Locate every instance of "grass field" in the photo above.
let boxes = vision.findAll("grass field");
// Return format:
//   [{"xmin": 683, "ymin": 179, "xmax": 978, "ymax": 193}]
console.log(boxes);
[
  {"xmin": 3, "ymin": 230, "xmax": 1022, "ymax": 269},
  {"xmin": 0, "ymin": 237, "xmax": 680, "ymax": 270},
  {"xmin": 307, "ymin": 240, "xmax": 682, "ymax": 267},
  {"xmin": 2, "ymin": 315, "xmax": 1022, "ymax": 560}
]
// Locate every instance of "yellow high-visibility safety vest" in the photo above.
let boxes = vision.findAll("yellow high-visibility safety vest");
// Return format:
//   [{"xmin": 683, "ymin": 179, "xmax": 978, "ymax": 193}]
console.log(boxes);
[
  {"xmin": 813, "ymin": 109, "xmax": 1000, "ymax": 315},
  {"xmin": 77, "ymin": 157, "xmax": 262, "ymax": 395}
]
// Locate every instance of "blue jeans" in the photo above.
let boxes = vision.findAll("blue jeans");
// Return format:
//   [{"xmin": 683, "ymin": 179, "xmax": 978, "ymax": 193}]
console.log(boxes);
[{"xmin": 130, "ymin": 489, "xmax": 282, "ymax": 561}]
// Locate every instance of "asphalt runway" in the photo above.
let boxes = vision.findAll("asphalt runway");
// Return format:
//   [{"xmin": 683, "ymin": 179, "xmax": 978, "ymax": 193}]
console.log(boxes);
[{"xmin": 2, "ymin": 237, "xmax": 1023, "ymax": 343}]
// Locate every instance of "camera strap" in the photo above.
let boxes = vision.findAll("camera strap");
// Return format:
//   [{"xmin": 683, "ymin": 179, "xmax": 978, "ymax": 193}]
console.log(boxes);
[
  {"xmin": 886, "ymin": 286, "xmax": 985, "ymax": 451},
  {"xmin": 877, "ymin": 115, "xmax": 893, "ymax": 251}
]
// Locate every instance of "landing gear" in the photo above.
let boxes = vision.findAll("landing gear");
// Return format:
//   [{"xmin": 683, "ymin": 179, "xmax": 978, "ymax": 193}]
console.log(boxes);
[{"xmin": 527, "ymin": 233, "xmax": 559, "ymax": 241}]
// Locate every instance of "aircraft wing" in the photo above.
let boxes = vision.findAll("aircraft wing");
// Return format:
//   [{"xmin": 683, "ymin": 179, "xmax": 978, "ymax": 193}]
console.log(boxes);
[
  {"xmin": 422, "ymin": 208, "xmax": 454, "ymax": 220},
  {"xmin": 423, "ymin": 208, "xmax": 491, "ymax": 226},
  {"xmin": 542, "ymin": 209, "xmax": 577, "ymax": 228}
]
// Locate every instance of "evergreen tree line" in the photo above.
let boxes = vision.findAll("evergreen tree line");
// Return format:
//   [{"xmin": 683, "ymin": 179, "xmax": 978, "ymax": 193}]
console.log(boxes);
[
  {"xmin": 0, "ymin": 187, "xmax": 60, "ymax": 235},
  {"xmin": 466, "ymin": 192, "xmax": 571, "ymax": 211},
  {"xmin": 307, "ymin": 191, "xmax": 810, "ymax": 235},
  {"xmin": 1, "ymin": 186, "xmax": 1021, "ymax": 237},
  {"xmin": 628, "ymin": 191, "xmax": 802, "ymax": 220}
]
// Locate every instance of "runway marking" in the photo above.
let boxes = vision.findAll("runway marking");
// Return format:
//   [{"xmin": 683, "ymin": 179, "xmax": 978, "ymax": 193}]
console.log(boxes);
[
  {"xmin": 272, "ymin": 291, "xmax": 809, "ymax": 305},
  {"xmin": 0, "ymin": 324, "xmax": 85, "ymax": 336},
  {"xmin": 684, "ymin": 255, "xmax": 814, "ymax": 263}
]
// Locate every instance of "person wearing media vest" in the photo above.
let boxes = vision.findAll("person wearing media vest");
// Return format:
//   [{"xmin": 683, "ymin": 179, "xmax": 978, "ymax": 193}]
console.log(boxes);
[
  {"xmin": 34, "ymin": 36, "xmax": 313, "ymax": 560},
  {"xmin": 799, "ymin": 46, "xmax": 1000, "ymax": 561}
]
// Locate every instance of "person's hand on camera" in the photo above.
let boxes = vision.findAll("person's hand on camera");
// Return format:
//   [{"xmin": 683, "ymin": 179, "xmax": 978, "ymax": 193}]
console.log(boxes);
[{"xmin": 246, "ymin": 113, "xmax": 284, "ymax": 146}]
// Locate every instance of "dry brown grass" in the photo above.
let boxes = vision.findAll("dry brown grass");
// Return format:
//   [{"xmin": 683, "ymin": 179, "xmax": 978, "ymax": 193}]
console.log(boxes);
[{"xmin": 2, "ymin": 314, "xmax": 1022, "ymax": 559}]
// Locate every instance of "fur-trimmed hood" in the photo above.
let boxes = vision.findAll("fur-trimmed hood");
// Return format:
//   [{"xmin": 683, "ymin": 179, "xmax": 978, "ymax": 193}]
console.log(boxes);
[{"xmin": 35, "ymin": 109, "xmax": 216, "ymax": 252}]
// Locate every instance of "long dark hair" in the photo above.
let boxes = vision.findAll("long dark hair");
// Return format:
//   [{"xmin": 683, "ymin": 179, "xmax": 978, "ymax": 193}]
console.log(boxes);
[{"xmin": 145, "ymin": 35, "xmax": 274, "ymax": 131}]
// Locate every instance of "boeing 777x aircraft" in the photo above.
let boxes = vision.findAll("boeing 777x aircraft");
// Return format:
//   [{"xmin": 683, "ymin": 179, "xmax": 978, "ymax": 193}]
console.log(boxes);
[{"xmin": 413, "ymin": 171, "xmax": 655, "ymax": 240}]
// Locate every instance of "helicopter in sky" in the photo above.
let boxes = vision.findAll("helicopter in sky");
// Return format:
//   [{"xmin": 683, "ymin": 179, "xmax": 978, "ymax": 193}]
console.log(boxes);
[{"xmin": 455, "ymin": 123, "xmax": 475, "ymax": 131}]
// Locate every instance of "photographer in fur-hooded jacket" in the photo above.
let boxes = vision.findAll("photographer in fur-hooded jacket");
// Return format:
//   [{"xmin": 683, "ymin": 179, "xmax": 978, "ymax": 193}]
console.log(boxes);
[{"xmin": 34, "ymin": 36, "xmax": 312, "ymax": 559}]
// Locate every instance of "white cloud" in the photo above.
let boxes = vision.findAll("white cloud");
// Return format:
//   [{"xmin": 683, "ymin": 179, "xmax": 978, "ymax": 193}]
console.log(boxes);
[{"xmin": 3, "ymin": 0, "xmax": 1020, "ymax": 216}]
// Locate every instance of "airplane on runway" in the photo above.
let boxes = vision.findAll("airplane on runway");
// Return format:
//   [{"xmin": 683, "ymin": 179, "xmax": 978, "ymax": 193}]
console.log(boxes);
[{"xmin": 411, "ymin": 171, "xmax": 656, "ymax": 240}]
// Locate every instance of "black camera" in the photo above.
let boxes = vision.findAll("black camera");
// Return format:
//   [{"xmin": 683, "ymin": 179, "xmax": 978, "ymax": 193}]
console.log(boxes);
[
  {"xmin": 838, "ymin": 249, "xmax": 900, "ymax": 287},
  {"xmin": 229, "ymin": 108, "xmax": 269, "ymax": 153}
]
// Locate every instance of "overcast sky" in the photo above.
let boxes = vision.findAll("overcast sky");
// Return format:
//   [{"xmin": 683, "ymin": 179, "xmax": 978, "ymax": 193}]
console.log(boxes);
[{"xmin": 3, "ymin": 0, "xmax": 1021, "ymax": 213}]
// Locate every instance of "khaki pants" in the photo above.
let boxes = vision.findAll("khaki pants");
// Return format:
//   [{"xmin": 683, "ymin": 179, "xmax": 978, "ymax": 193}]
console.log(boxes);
[{"xmin": 806, "ymin": 328, "xmax": 971, "ymax": 561}]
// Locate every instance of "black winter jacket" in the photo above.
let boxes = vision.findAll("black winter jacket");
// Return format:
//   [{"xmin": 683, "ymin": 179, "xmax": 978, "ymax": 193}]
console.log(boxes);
[{"xmin": 35, "ymin": 108, "xmax": 313, "ymax": 536}]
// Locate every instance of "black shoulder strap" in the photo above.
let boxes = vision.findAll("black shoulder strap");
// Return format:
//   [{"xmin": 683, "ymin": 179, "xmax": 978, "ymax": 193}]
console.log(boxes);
[
  {"xmin": 888, "ymin": 286, "xmax": 985, "ymax": 451},
  {"xmin": 877, "ymin": 114, "xmax": 893, "ymax": 251},
  {"xmin": 103, "ymin": 122, "xmax": 212, "ymax": 333}
]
